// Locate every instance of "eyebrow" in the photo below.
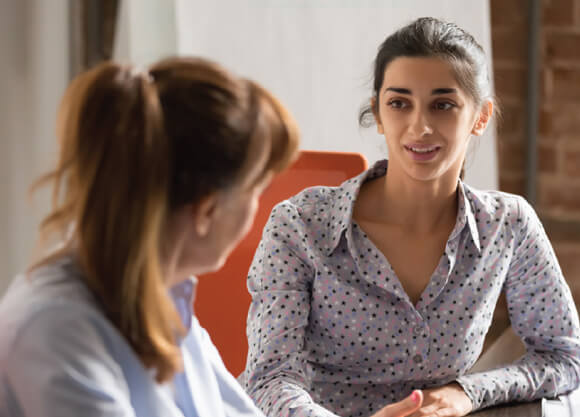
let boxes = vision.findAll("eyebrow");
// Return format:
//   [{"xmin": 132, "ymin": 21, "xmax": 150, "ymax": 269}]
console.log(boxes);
[{"xmin": 384, "ymin": 87, "xmax": 457, "ymax": 95}]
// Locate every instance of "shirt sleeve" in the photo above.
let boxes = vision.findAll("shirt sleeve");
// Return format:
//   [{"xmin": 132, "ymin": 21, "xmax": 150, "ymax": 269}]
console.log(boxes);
[
  {"xmin": 241, "ymin": 201, "xmax": 340, "ymax": 417},
  {"xmin": 2, "ymin": 306, "xmax": 135, "ymax": 417},
  {"xmin": 456, "ymin": 196, "xmax": 580, "ymax": 411}
]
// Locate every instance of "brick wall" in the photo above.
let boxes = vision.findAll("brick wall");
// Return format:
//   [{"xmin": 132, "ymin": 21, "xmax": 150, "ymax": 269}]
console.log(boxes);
[{"xmin": 490, "ymin": 0, "xmax": 580, "ymax": 336}]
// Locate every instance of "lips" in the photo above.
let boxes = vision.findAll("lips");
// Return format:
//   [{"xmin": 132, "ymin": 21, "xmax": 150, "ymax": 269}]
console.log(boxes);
[{"xmin": 404, "ymin": 144, "xmax": 441, "ymax": 161}]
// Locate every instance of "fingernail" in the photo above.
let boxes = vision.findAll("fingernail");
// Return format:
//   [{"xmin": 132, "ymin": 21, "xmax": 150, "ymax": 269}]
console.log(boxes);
[{"xmin": 410, "ymin": 390, "xmax": 420, "ymax": 403}]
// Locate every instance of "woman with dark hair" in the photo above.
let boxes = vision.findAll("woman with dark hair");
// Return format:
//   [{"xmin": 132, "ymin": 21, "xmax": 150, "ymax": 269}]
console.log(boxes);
[{"xmin": 242, "ymin": 17, "xmax": 580, "ymax": 417}]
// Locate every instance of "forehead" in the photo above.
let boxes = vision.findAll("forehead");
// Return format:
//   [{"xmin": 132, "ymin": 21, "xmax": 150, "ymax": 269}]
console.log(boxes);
[{"xmin": 381, "ymin": 57, "xmax": 462, "ymax": 93}]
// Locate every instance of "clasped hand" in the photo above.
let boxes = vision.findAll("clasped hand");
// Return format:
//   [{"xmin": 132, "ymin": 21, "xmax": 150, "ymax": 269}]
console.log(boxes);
[{"xmin": 372, "ymin": 383, "xmax": 472, "ymax": 417}]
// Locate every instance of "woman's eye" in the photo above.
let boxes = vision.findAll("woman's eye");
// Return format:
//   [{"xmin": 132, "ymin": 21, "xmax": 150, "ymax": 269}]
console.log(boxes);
[
  {"xmin": 387, "ymin": 99, "xmax": 408, "ymax": 109},
  {"xmin": 434, "ymin": 101, "xmax": 455, "ymax": 111}
]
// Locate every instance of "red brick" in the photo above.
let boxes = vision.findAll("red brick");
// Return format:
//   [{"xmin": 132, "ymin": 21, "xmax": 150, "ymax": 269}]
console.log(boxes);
[
  {"xmin": 499, "ymin": 175, "xmax": 526, "ymax": 196},
  {"xmin": 563, "ymin": 147, "xmax": 580, "ymax": 176},
  {"xmin": 543, "ymin": 0, "xmax": 576, "ymax": 26},
  {"xmin": 492, "ymin": 28, "xmax": 528, "ymax": 63},
  {"xmin": 552, "ymin": 68, "xmax": 580, "ymax": 99},
  {"xmin": 541, "ymin": 69, "xmax": 554, "ymax": 101},
  {"xmin": 491, "ymin": 0, "xmax": 528, "ymax": 28},
  {"xmin": 538, "ymin": 143, "xmax": 557, "ymax": 173},
  {"xmin": 494, "ymin": 67, "xmax": 528, "ymax": 98},
  {"xmin": 539, "ymin": 108, "xmax": 553, "ymax": 135},
  {"xmin": 545, "ymin": 32, "xmax": 580, "ymax": 62},
  {"xmin": 545, "ymin": 104, "xmax": 580, "ymax": 138},
  {"xmin": 497, "ymin": 103, "xmax": 525, "ymax": 135},
  {"xmin": 553, "ymin": 244, "xmax": 580, "ymax": 284},
  {"xmin": 539, "ymin": 181, "xmax": 580, "ymax": 211},
  {"xmin": 542, "ymin": 216, "xmax": 580, "ymax": 243},
  {"xmin": 498, "ymin": 142, "xmax": 556, "ymax": 176},
  {"xmin": 498, "ymin": 140, "xmax": 526, "ymax": 172}
]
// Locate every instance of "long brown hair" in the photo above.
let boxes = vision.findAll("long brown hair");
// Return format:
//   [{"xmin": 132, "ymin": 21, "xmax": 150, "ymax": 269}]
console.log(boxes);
[{"xmin": 31, "ymin": 57, "xmax": 299, "ymax": 382}]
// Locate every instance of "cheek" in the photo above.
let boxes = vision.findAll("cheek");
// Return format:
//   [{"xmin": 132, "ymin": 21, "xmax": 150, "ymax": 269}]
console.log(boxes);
[
  {"xmin": 439, "ymin": 112, "xmax": 473, "ymax": 136},
  {"xmin": 380, "ymin": 111, "xmax": 408, "ymax": 133},
  {"xmin": 379, "ymin": 108, "xmax": 394, "ymax": 126},
  {"xmin": 244, "ymin": 196, "xmax": 260, "ymax": 231},
  {"xmin": 235, "ymin": 195, "xmax": 260, "ymax": 238}
]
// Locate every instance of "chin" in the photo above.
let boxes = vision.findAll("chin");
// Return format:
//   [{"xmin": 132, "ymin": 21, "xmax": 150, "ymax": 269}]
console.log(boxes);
[
  {"xmin": 191, "ymin": 247, "xmax": 233, "ymax": 275},
  {"xmin": 207, "ymin": 253, "xmax": 229, "ymax": 273},
  {"xmin": 185, "ymin": 257, "xmax": 224, "ymax": 277},
  {"xmin": 407, "ymin": 164, "xmax": 451, "ymax": 181},
  {"xmin": 406, "ymin": 169, "xmax": 439, "ymax": 182}
]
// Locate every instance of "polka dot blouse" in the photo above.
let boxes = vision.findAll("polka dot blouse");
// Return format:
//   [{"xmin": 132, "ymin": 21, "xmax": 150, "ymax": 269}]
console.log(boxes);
[{"xmin": 241, "ymin": 160, "xmax": 580, "ymax": 417}]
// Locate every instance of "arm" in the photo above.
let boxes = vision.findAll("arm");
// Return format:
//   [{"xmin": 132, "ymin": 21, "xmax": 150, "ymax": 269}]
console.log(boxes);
[
  {"xmin": 456, "ymin": 196, "xmax": 580, "ymax": 411},
  {"xmin": 2, "ymin": 307, "xmax": 135, "ymax": 417},
  {"xmin": 241, "ymin": 201, "xmax": 340, "ymax": 417}
]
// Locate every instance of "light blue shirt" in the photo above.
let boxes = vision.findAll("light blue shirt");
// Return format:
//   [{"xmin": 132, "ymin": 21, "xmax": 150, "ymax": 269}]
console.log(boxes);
[{"xmin": 0, "ymin": 255, "xmax": 264, "ymax": 417}]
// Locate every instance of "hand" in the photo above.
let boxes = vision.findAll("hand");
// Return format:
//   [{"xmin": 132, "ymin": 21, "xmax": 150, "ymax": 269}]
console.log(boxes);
[
  {"xmin": 371, "ymin": 390, "xmax": 423, "ymax": 417},
  {"xmin": 409, "ymin": 383, "xmax": 472, "ymax": 417}
]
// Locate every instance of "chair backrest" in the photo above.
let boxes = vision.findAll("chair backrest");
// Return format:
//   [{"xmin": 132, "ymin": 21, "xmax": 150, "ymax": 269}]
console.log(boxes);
[{"xmin": 194, "ymin": 150, "xmax": 369, "ymax": 376}]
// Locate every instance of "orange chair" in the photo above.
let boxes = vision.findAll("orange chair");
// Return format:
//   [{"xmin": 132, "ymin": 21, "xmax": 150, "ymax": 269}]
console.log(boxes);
[{"xmin": 194, "ymin": 150, "xmax": 369, "ymax": 376}]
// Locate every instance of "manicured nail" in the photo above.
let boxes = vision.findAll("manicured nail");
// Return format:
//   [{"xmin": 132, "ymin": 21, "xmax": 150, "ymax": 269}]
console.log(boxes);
[{"xmin": 410, "ymin": 390, "xmax": 420, "ymax": 403}]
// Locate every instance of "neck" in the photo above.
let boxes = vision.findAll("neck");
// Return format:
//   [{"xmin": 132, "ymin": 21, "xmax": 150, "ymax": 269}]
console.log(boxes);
[
  {"xmin": 364, "ymin": 159, "xmax": 460, "ymax": 234},
  {"xmin": 162, "ymin": 208, "xmax": 195, "ymax": 287}
]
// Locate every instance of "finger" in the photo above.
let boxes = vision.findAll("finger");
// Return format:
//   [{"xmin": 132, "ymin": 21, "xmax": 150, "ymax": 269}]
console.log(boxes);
[{"xmin": 382, "ymin": 390, "xmax": 423, "ymax": 417}]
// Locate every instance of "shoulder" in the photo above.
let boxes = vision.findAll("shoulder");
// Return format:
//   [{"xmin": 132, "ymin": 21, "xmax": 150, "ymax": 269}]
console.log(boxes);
[
  {"xmin": 268, "ymin": 171, "xmax": 365, "ymax": 226},
  {"xmin": 261, "ymin": 163, "xmax": 377, "ymax": 253},
  {"xmin": 463, "ymin": 184, "xmax": 533, "ymax": 229},
  {"xmin": 0, "ymin": 291, "xmax": 121, "ymax": 367},
  {"xmin": 0, "ymin": 259, "xmax": 123, "ymax": 370},
  {"xmin": 0, "ymin": 273, "xmax": 133, "ymax": 414},
  {"xmin": 286, "ymin": 184, "xmax": 342, "ymax": 215},
  {"xmin": 0, "ymin": 303, "xmax": 135, "ymax": 416}
]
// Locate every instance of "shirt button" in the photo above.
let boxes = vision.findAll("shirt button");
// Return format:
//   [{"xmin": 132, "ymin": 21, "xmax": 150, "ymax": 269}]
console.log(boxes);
[
  {"xmin": 413, "ymin": 354, "xmax": 423, "ymax": 364},
  {"xmin": 413, "ymin": 325, "xmax": 423, "ymax": 336}
]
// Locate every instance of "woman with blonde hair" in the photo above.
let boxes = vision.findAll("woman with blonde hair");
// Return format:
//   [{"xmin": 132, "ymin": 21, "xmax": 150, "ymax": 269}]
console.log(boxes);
[{"xmin": 0, "ymin": 57, "xmax": 423, "ymax": 417}]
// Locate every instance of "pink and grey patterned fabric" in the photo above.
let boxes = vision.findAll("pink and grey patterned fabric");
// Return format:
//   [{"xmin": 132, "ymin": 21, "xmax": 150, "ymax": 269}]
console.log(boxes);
[{"xmin": 241, "ymin": 159, "xmax": 580, "ymax": 417}]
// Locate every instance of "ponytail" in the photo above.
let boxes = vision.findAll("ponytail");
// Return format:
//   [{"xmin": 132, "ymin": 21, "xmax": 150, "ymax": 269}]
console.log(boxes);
[{"xmin": 32, "ymin": 62, "xmax": 184, "ymax": 382}]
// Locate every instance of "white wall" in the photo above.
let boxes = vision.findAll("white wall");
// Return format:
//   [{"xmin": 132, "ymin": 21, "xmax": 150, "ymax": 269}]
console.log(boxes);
[
  {"xmin": 173, "ymin": 0, "xmax": 497, "ymax": 191},
  {"xmin": 114, "ymin": 0, "xmax": 178, "ymax": 67},
  {"xmin": 0, "ymin": 0, "xmax": 69, "ymax": 293}
]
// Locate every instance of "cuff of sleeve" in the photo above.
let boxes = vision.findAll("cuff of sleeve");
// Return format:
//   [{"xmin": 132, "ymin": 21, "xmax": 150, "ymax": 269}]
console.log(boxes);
[{"xmin": 455, "ymin": 376, "xmax": 483, "ymax": 411}]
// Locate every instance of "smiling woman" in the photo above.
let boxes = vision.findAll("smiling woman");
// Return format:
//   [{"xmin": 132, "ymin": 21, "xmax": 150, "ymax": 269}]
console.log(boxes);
[
  {"xmin": 371, "ymin": 57, "xmax": 492, "ymax": 188},
  {"xmin": 240, "ymin": 17, "xmax": 580, "ymax": 417}
]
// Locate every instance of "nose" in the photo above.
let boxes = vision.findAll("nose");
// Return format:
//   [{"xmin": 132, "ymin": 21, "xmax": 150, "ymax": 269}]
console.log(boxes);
[{"xmin": 408, "ymin": 109, "xmax": 433, "ymax": 137}]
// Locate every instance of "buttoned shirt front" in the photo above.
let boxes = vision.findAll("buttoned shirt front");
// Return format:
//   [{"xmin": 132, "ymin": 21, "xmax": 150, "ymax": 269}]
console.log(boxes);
[{"xmin": 241, "ymin": 160, "xmax": 580, "ymax": 417}]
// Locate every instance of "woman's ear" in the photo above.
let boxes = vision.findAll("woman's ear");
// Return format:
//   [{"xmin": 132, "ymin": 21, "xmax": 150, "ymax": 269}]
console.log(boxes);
[
  {"xmin": 191, "ymin": 193, "xmax": 219, "ymax": 238},
  {"xmin": 371, "ymin": 97, "xmax": 384, "ymax": 134},
  {"xmin": 472, "ymin": 100, "xmax": 493, "ymax": 136}
]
